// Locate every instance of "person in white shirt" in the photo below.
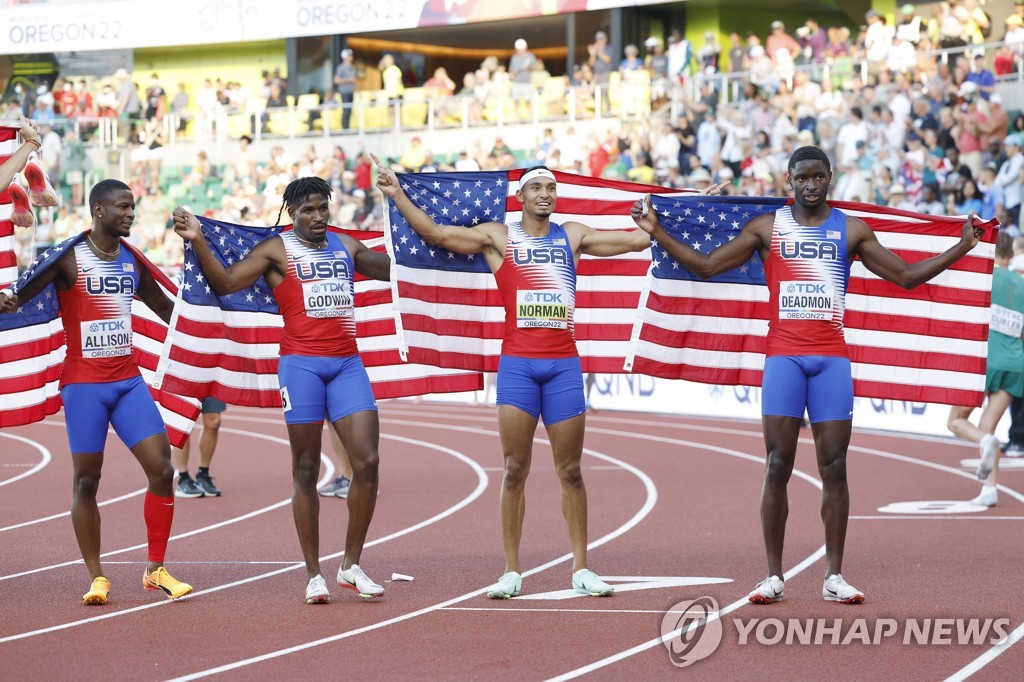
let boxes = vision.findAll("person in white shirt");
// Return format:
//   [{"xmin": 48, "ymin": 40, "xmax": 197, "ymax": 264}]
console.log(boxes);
[
  {"xmin": 836, "ymin": 106, "xmax": 869, "ymax": 169},
  {"xmin": 995, "ymin": 136, "xmax": 1024, "ymax": 229}
]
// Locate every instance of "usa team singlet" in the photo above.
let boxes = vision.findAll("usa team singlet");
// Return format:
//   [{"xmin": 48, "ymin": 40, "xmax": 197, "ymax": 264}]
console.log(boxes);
[
  {"xmin": 58, "ymin": 240, "xmax": 140, "ymax": 386},
  {"xmin": 494, "ymin": 222, "xmax": 577, "ymax": 358},
  {"xmin": 274, "ymin": 231, "xmax": 358, "ymax": 357},
  {"xmin": 764, "ymin": 206, "xmax": 851, "ymax": 358}
]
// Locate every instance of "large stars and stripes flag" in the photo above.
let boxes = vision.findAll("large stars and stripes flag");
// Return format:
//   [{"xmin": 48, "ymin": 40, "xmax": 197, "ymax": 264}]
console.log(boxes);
[
  {"xmin": 384, "ymin": 170, "xmax": 688, "ymax": 372},
  {"xmin": 627, "ymin": 195, "xmax": 1000, "ymax": 407},
  {"xmin": 0, "ymin": 231, "xmax": 200, "ymax": 446},
  {"xmin": 153, "ymin": 218, "xmax": 482, "ymax": 407}
]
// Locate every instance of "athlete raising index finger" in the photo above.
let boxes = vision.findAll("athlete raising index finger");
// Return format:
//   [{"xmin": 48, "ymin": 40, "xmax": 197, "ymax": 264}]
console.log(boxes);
[{"xmin": 632, "ymin": 145, "xmax": 984, "ymax": 606}]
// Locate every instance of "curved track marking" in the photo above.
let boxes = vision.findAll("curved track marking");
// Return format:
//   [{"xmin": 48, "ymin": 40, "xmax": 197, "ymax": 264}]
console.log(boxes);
[
  {"xmin": 164, "ymin": 418, "xmax": 835, "ymax": 682},
  {"xmin": 0, "ymin": 427, "xmax": 334, "ymax": 582},
  {"xmin": 1, "ymin": 487, "xmax": 147, "ymax": 533},
  {"xmin": 547, "ymin": 426, "xmax": 1024, "ymax": 680},
  {"xmin": 945, "ymin": 621, "xmax": 1024, "ymax": 681},
  {"xmin": 0, "ymin": 433, "xmax": 51, "ymax": 489},
  {"xmin": 0, "ymin": 428, "xmax": 483, "ymax": 644}
]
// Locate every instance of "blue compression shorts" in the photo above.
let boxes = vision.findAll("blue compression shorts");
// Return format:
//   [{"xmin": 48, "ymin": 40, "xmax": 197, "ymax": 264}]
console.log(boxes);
[
  {"xmin": 496, "ymin": 355, "xmax": 586, "ymax": 425},
  {"xmin": 60, "ymin": 376, "xmax": 166, "ymax": 454},
  {"xmin": 761, "ymin": 355, "xmax": 854, "ymax": 423},
  {"xmin": 278, "ymin": 354, "xmax": 377, "ymax": 425}
]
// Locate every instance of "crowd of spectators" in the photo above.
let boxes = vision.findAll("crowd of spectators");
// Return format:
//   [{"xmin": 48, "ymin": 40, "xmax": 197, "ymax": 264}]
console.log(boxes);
[{"xmin": 8, "ymin": 2, "xmax": 1024, "ymax": 281}]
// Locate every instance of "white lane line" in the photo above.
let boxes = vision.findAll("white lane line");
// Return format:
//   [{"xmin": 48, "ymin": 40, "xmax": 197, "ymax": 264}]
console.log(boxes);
[
  {"xmin": 1, "ymin": 487, "xmax": 147, "ymax": 533},
  {"xmin": 851, "ymin": 516, "xmax": 1024, "ymax": 520},
  {"xmin": 0, "ymin": 427, "xmax": 334, "ymax": 581},
  {"xmin": 0, "ymin": 432, "xmax": 51, "ymax": 488},
  {"xmin": 165, "ymin": 419, "xmax": 661, "ymax": 681},
  {"xmin": 0, "ymin": 430, "xmax": 483, "ymax": 644},
  {"xmin": 944, "ymin": 620, "xmax": 1024, "ymax": 681},
  {"xmin": 549, "ymin": 431, "xmax": 1024, "ymax": 681},
  {"xmin": 441, "ymin": 607, "xmax": 704, "ymax": 614},
  {"xmin": 101, "ymin": 561, "xmax": 302, "ymax": 565}
]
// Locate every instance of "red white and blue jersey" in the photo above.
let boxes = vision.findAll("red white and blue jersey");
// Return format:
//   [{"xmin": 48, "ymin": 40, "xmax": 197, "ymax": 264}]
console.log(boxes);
[
  {"xmin": 274, "ymin": 230, "xmax": 358, "ymax": 357},
  {"xmin": 494, "ymin": 221, "xmax": 577, "ymax": 358},
  {"xmin": 58, "ymin": 241, "xmax": 140, "ymax": 386},
  {"xmin": 764, "ymin": 206, "xmax": 851, "ymax": 358}
]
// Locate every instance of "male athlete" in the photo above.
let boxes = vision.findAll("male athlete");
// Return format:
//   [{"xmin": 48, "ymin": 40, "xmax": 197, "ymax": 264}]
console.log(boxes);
[
  {"xmin": 632, "ymin": 146, "xmax": 984, "ymax": 604},
  {"xmin": 173, "ymin": 177, "xmax": 389, "ymax": 603},
  {"xmin": 0, "ymin": 180, "xmax": 192, "ymax": 605},
  {"xmin": 375, "ymin": 158, "xmax": 661, "ymax": 599}
]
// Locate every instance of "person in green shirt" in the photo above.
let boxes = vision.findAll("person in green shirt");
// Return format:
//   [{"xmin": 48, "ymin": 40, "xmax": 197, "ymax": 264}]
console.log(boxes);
[{"xmin": 947, "ymin": 232, "xmax": 1024, "ymax": 507}]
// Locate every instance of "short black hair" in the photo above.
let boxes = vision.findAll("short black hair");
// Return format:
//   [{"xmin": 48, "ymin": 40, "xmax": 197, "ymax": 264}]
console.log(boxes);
[
  {"xmin": 277, "ymin": 176, "xmax": 333, "ymax": 225},
  {"xmin": 89, "ymin": 179, "xmax": 131, "ymax": 209},
  {"xmin": 787, "ymin": 145, "xmax": 831, "ymax": 173}
]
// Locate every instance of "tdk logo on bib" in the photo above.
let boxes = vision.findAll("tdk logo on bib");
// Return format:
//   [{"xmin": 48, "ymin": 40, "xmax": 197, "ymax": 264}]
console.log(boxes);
[
  {"xmin": 780, "ymin": 241, "xmax": 838, "ymax": 261},
  {"xmin": 85, "ymin": 275, "xmax": 135, "ymax": 295},
  {"xmin": 88, "ymin": 320, "xmax": 127, "ymax": 333},
  {"xmin": 513, "ymin": 248, "xmax": 568, "ymax": 266},
  {"xmin": 297, "ymin": 260, "xmax": 349, "ymax": 281},
  {"xmin": 524, "ymin": 291, "xmax": 564, "ymax": 303}
]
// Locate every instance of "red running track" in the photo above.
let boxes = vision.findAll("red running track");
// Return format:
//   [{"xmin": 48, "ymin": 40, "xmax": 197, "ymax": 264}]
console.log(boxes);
[{"xmin": 1, "ymin": 404, "xmax": 1022, "ymax": 680}]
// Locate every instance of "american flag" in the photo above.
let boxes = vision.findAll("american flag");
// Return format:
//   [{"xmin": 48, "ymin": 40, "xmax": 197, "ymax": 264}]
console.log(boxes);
[
  {"xmin": 628, "ymin": 195, "xmax": 1000, "ymax": 407},
  {"xmin": 385, "ymin": 170, "xmax": 689, "ymax": 372},
  {"xmin": 0, "ymin": 231, "xmax": 200, "ymax": 446},
  {"xmin": 153, "ymin": 218, "xmax": 482, "ymax": 406},
  {"xmin": 1, "ymin": 125, "xmax": 19, "ymax": 285}
]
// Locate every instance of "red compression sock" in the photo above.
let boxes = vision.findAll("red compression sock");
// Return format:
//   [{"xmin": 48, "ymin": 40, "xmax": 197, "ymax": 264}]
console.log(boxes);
[{"xmin": 144, "ymin": 492, "xmax": 174, "ymax": 564}]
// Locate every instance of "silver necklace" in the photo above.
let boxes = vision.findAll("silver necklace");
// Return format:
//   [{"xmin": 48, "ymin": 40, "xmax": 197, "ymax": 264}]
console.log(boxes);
[{"xmin": 87, "ymin": 234, "xmax": 120, "ymax": 258}]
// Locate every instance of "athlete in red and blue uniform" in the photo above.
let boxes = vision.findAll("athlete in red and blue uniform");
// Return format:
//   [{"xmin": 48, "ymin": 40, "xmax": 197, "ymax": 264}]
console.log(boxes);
[
  {"xmin": 0, "ymin": 179, "xmax": 192, "ymax": 605},
  {"xmin": 376, "ymin": 159, "xmax": 659, "ymax": 599},
  {"xmin": 634, "ymin": 146, "xmax": 985, "ymax": 605},
  {"xmin": 173, "ymin": 177, "xmax": 389, "ymax": 603}
]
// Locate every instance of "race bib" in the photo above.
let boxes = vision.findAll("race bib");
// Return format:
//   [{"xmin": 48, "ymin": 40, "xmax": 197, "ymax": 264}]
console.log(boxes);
[
  {"xmin": 516, "ymin": 289, "xmax": 569, "ymax": 329},
  {"xmin": 302, "ymin": 278, "xmax": 353, "ymax": 319},
  {"xmin": 80, "ymin": 316, "xmax": 132, "ymax": 358},
  {"xmin": 779, "ymin": 281, "xmax": 834, "ymax": 321},
  {"xmin": 990, "ymin": 304, "xmax": 1024, "ymax": 338}
]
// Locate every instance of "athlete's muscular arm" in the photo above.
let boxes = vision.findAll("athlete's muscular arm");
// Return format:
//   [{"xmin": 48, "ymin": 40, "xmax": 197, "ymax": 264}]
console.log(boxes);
[
  {"xmin": 850, "ymin": 214, "xmax": 984, "ymax": 290},
  {"xmin": 0, "ymin": 247, "xmax": 76, "ymax": 313},
  {"xmin": 371, "ymin": 153, "xmax": 504, "ymax": 256},
  {"xmin": 632, "ymin": 198, "xmax": 771, "ymax": 278},
  {"xmin": 573, "ymin": 222, "xmax": 651, "ymax": 258},
  {"xmin": 135, "ymin": 256, "xmax": 174, "ymax": 324},
  {"xmin": 172, "ymin": 207, "xmax": 284, "ymax": 295},
  {"xmin": 340, "ymin": 233, "xmax": 391, "ymax": 282}
]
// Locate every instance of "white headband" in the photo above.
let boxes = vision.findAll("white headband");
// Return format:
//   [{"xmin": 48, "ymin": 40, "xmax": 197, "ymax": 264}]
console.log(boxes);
[{"xmin": 519, "ymin": 168, "xmax": 556, "ymax": 190}]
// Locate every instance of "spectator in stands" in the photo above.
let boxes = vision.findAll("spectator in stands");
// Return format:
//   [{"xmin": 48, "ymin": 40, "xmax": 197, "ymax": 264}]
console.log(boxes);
[
  {"xmin": 145, "ymin": 74, "xmax": 166, "ymax": 121},
  {"xmin": 888, "ymin": 183, "xmax": 916, "ymax": 210},
  {"xmin": 950, "ymin": 177, "xmax": 984, "ymax": 215},
  {"xmin": 588, "ymin": 30, "xmax": 613, "ymax": 111},
  {"xmin": 965, "ymin": 51, "xmax": 996, "ymax": 100},
  {"xmin": 60, "ymin": 129, "xmax": 88, "ymax": 207},
  {"xmin": 509, "ymin": 39, "xmax": 538, "ymax": 119},
  {"xmin": 454, "ymin": 148, "xmax": 480, "ymax": 171},
  {"xmin": 424, "ymin": 66, "xmax": 457, "ymax": 122},
  {"xmin": 766, "ymin": 20, "xmax": 800, "ymax": 65},
  {"xmin": 668, "ymin": 29, "xmax": 694, "ymax": 84},
  {"xmin": 916, "ymin": 183, "xmax": 946, "ymax": 215},
  {"xmin": 955, "ymin": 84, "xmax": 986, "ymax": 178},
  {"xmin": 996, "ymin": 136, "xmax": 1024, "ymax": 229},
  {"xmin": 334, "ymin": 49, "xmax": 357, "ymax": 130},
  {"xmin": 170, "ymin": 82, "xmax": 189, "ymax": 132},
  {"xmin": 399, "ymin": 136, "xmax": 427, "ymax": 171},
  {"xmin": 799, "ymin": 18, "xmax": 827, "ymax": 63},
  {"xmin": 380, "ymin": 54, "xmax": 404, "ymax": 109},
  {"xmin": 696, "ymin": 31, "xmax": 721, "ymax": 74}
]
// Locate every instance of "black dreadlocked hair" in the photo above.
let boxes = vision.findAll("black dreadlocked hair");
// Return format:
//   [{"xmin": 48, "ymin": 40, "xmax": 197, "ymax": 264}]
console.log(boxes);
[
  {"xmin": 787, "ymin": 145, "xmax": 831, "ymax": 173},
  {"xmin": 276, "ymin": 176, "xmax": 334, "ymax": 226}
]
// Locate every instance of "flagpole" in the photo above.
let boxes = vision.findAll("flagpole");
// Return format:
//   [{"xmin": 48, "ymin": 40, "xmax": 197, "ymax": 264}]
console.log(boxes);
[
  {"xmin": 152, "ymin": 265, "xmax": 186, "ymax": 390},
  {"xmin": 624, "ymin": 231, "xmax": 656, "ymax": 373},
  {"xmin": 382, "ymin": 200, "xmax": 409, "ymax": 362}
]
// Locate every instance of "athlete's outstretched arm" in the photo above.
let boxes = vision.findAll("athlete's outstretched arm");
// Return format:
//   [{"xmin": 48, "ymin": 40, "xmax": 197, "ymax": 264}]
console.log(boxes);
[
  {"xmin": 172, "ymin": 207, "xmax": 281, "ymax": 295},
  {"xmin": 0, "ymin": 247, "xmax": 75, "ymax": 313},
  {"xmin": 632, "ymin": 198, "xmax": 769, "ymax": 278},
  {"xmin": 852, "ymin": 214, "xmax": 984, "ymax": 289},
  {"xmin": 575, "ymin": 223, "xmax": 651, "ymax": 257},
  {"xmin": 135, "ymin": 256, "xmax": 175, "ymax": 324},
  {"xmin": 340, "ymin": 234, "xmax": 390, "ymax": 282},
  {"xmin": 371, "ymin": 153, "xmax": 500, "ymax": 255}
]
